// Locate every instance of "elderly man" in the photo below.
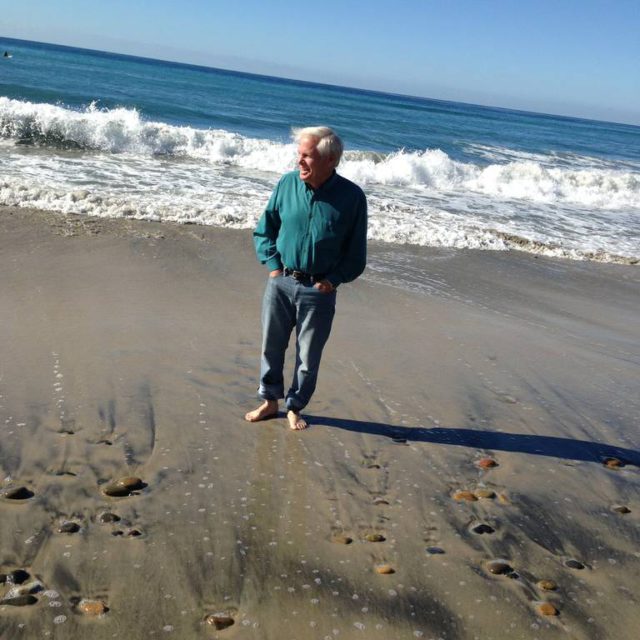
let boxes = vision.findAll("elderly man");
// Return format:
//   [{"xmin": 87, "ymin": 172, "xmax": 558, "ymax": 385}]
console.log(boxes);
[{"xmin": 245, "ymin": 126, "xmax": 367, "ymax": 430}]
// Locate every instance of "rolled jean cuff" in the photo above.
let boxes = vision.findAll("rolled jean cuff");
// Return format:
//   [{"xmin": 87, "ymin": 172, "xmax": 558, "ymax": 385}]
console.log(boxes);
[
  {"xmin": 258, "ymin": 385, "xmax": 283, "ymax": 401},
  {"xmin": 285, "ymin": 398, "xmax": 304, "ymax": 413}
]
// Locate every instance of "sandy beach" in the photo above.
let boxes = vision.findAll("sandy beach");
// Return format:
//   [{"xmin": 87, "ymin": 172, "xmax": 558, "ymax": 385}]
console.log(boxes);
[{"xmin": 1, "ymin": 205, "xmax": 639, "ymax": 640}]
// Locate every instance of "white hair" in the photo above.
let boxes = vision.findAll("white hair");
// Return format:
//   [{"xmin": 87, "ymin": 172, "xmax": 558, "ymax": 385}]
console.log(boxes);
[{"xmin": 293, "ymin": 126, "xmax": 344, "ymax": 166}]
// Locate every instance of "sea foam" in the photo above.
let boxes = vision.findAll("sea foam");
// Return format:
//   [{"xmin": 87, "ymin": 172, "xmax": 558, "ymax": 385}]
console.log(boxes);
[{"xmin": 1, "ymin": 98, "xmax": 638, "ymax": 211}]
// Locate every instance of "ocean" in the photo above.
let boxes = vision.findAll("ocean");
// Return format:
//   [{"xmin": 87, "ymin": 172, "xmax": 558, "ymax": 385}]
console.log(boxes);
[{"xmin": 1, "ymin": 37, "xmax": 639, "ymax": 264}]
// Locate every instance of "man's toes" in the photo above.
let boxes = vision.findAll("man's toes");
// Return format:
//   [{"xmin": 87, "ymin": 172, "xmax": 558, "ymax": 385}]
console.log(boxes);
[{"xmin": 288, "ymin": 414, "xmax": 308, "ymax": 430}]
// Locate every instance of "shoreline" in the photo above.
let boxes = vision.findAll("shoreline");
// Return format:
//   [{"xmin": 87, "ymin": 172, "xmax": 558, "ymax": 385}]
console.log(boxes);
[{"xmin": 1, "ymin": 205, "xmax": 639, "ymax": 639}]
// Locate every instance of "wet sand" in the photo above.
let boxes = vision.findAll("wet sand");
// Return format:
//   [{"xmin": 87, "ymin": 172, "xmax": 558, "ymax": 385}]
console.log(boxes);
[{"xmin": 1, "ymin": 205, "xmax": 639, "ymax": 639}]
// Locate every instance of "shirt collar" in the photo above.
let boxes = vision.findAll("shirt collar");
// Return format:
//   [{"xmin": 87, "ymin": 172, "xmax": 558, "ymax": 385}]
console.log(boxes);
[{"xmin": 302, "ymin": 170, "xmax": 337, "ymax": 193}]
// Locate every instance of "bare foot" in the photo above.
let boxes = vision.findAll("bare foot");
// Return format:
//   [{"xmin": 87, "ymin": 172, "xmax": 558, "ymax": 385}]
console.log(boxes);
[
  {"xmin": 245, "ymin": 400, "xmax": 278, "ymax": 422},
  {"xmin": 287, "ymin": 410, "xmax": 308, "ymax": 431}
]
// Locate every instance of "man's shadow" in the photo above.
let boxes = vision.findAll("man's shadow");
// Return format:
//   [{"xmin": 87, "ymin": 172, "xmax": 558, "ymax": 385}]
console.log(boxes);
[{"xmin": 305, "ymin": 415, "xmax": 640, "ymax": 466}]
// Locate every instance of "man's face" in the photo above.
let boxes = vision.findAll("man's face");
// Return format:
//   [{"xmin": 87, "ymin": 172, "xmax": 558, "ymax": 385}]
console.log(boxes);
[{"xmin": 297, "ymin": 136, "xmax": 335, "ymax": 188}]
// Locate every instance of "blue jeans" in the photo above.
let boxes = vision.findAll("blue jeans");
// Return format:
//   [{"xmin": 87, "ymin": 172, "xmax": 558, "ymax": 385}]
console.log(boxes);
[{"xmin": 258, "ymin": 274, "xmax": 336, "ymax": 412}]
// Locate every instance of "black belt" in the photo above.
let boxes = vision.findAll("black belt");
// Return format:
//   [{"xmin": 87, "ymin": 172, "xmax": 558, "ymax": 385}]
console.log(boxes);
[{"xmin": 283, "ymin": 267, "xmax": 325, "ymax": 284}]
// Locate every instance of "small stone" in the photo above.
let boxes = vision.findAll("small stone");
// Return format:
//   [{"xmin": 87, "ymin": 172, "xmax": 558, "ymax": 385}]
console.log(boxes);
[
  {"xmin": 366, "ymin": 464, "xmax": 381, "ymax": 469},
  {"xmin": 2, "ymin": 486, "xmax": 34, "ymax": 500},
  {"xmin": 391, "ymin": 437, "xmax": 407, "ymax": 444},
  {"xmin": 486, "ymin": 560, "xmax": 513, "ymax": 575},
  {"xmin": 331, "ymin": 534, "xmax": 352, "ymax": 545},
  {"xmin": 564, "ymin": 559, "xmax": 585, "ymax": 570},
  {"xmin": 78, "ymin": 599, "xmax": 108, "ymax": 616},
  {"xmin": 373, "ymin": 497, "xmax": 390, "ymax": 506},
  {"xmin": 205, "ymin": 612, "xmax": 235, "ymax": 630},
  {"xmin": 452, "ymin": 490, "xmax": 477, "ymax": 502},
  {"xmin": 13, "ymin": 580, "xmax": 43, "ymax": 595},
  {"xmin": 477, "ymin": 458, "xmax": 498, "ymax": 469},
  {"xmin": 57, "ymin": 521, "xmax": 80, "ymax": 534},
  {"xmin": 612, "ymin": 505, "xmax": 631, "ymax": 514},
  {"xmin": 425, "ymin": 546, "xmax": 445, "ymax": 555},
  {"xmin": 374, "ymin": 564, "xmax": 395, "ymax": 575},
  {"xmin": 603, "ymin": 457, "xmax": 624, "ymax": 469},
  {"xmin": 1, "ymin": 595, "xmax": 38, "ymax": 606},
  {"xmin": 364, "ymin": 533, "xmax": 386, "ymax": 543},
  {"xmin": 97, "ymin": 511, "xmax": 121, "ymax": 524},
  {"xmin": 470, "ymin": 523, "xmax": 495, "ymax": 535},
  {"xmin": 474, "ymin": 489, "xmax": 496, "ymax": 499},
  {"xmin": 7, "ymin": 569, "xmax": 30, "ymax": 585},
  {"xmin": 537, "ymin": 579, "xmax": 558, "ymax": 591},
  {"xmin": 102, "ymin": 476, "xmax": 145, "ymax": 497},
  {"xmin": 126, "ymin": 529, "xmax": 143, "ymax": 537},
  {"xmin": 536, "ymin": 602, "xmax": 559, "ymax": 616}
]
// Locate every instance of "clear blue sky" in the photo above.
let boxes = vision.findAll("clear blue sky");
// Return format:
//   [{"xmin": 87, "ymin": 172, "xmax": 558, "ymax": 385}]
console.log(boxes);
[{"xmin": 2, "ymin": 0, "xmax": 639, "ymax": 124}]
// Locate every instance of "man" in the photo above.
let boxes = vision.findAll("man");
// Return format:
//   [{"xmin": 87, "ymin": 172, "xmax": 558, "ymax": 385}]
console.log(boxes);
[{"xmin": 245, "ymin": 126, "xmax": 367, "ymax": 430}]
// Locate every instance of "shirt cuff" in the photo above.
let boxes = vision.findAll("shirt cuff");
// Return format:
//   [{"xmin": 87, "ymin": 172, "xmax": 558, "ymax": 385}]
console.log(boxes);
[{"xmin": 265, "ymin": 256, "xmax": 283, "ymax": 271}]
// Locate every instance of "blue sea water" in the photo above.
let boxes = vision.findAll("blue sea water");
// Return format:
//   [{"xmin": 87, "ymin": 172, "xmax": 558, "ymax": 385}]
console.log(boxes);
[{"xmin": 1, "ymin": 36, "xmax": 639, "ymax": 262}]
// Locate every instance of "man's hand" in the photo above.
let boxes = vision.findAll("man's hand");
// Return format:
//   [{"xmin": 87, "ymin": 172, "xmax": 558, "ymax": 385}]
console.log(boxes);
[
  {"xmin": 269, "ymin": 269, "xmax": 283, "ymax": 278},
  {"xmin": 314, "ymin": 279, "xmax": 335, "ymax": 293}
]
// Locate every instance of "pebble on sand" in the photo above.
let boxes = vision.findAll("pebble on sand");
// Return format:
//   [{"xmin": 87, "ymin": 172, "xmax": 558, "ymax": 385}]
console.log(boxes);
[
  {"xmin": 205, "ymin": 612, "xmax": 235, "ymax": 630},
  {"xmin": 425, "ymin": 546, "xmax": 445, "ymax": 555},
  {"xmin": 470, "ymin": 523, "xmax": 495, "ymax": 535},
  {"xmin": 474, "ymin": 489, "xmax": 496, "ymax": 499},
  {"xmin": 1, "ymin": 486, "xmax": 35, "ymax": 500},
  {"xmin": 564, "ymin": 559, "xmax": 585, "ymax": 570},
  {"xmin": 331, "ymin": 534, "xmax": 353, "ymax": 545},
  {"xmin": 6, "ymin": 569, "xmax": 30, "ymax": 585},
  {"xmin": 102, "ymin": 476, "xmax": 145, "ymax": 497},
  {"xmin": 78, "ymin": 599, "xmax": 108, "ymax": 616},
  {"xmin": 97, "ymin": 511, "xmax": 121, "ymax": 523},
  {"xmin": 57, "ymin": 521, "xmax": 81, "ymax": 534},
  {"xmin": 486, "ymin": 560, "xmax": 514, "ymax": 575},
  {"xmin": 364, "ymin": 533, "xmax": 386, "ymax": 543},
  {"xmin": 477, "ymin": 458, "xmax": 498, "ymax": 469},
  {"xmin": 603, "ymin": 457, "xmax": 624, "ymax": 469},
  {"xmin": 536, "ymin": 602, "xmax": 559, "ymax": 616},
  {"xmin": 452, "ymin": 490, "xmax": 478, "ymax": 502},
  {"xmin": 612, "ymin": 505, "xmax": 631, "ymax": 514},
  {"xmin": 374, "ymin": 564, "xmax": 395, "ymax": 575},
  {"xmin": 537, "ymin": 579, "xmax": 558, "ymax": 591},
  {"xmin": 373, "ymin": 497, "xmax": 390, "ymax": 506}
]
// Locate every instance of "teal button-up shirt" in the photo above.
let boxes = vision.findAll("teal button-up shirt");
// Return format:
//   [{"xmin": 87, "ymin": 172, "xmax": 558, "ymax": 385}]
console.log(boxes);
[{"xmin": 253, "ymin": 170, "xmax": 367, "ymax": 287}]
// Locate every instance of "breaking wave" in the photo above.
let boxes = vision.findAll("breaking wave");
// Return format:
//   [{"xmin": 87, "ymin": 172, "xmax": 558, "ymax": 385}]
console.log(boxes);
[{"xmin": 2, "ymin": 97, "xmax": 639, "ymax": 210}]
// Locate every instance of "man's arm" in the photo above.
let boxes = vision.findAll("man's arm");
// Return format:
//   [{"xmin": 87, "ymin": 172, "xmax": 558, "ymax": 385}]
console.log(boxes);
[
  {"xmin": 324, "ymin": 191, "xmax": 368, "ymax": 288},
  {"xmin": 253, "ymin": 180, "xmax": 283, "ymax": 272}
]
